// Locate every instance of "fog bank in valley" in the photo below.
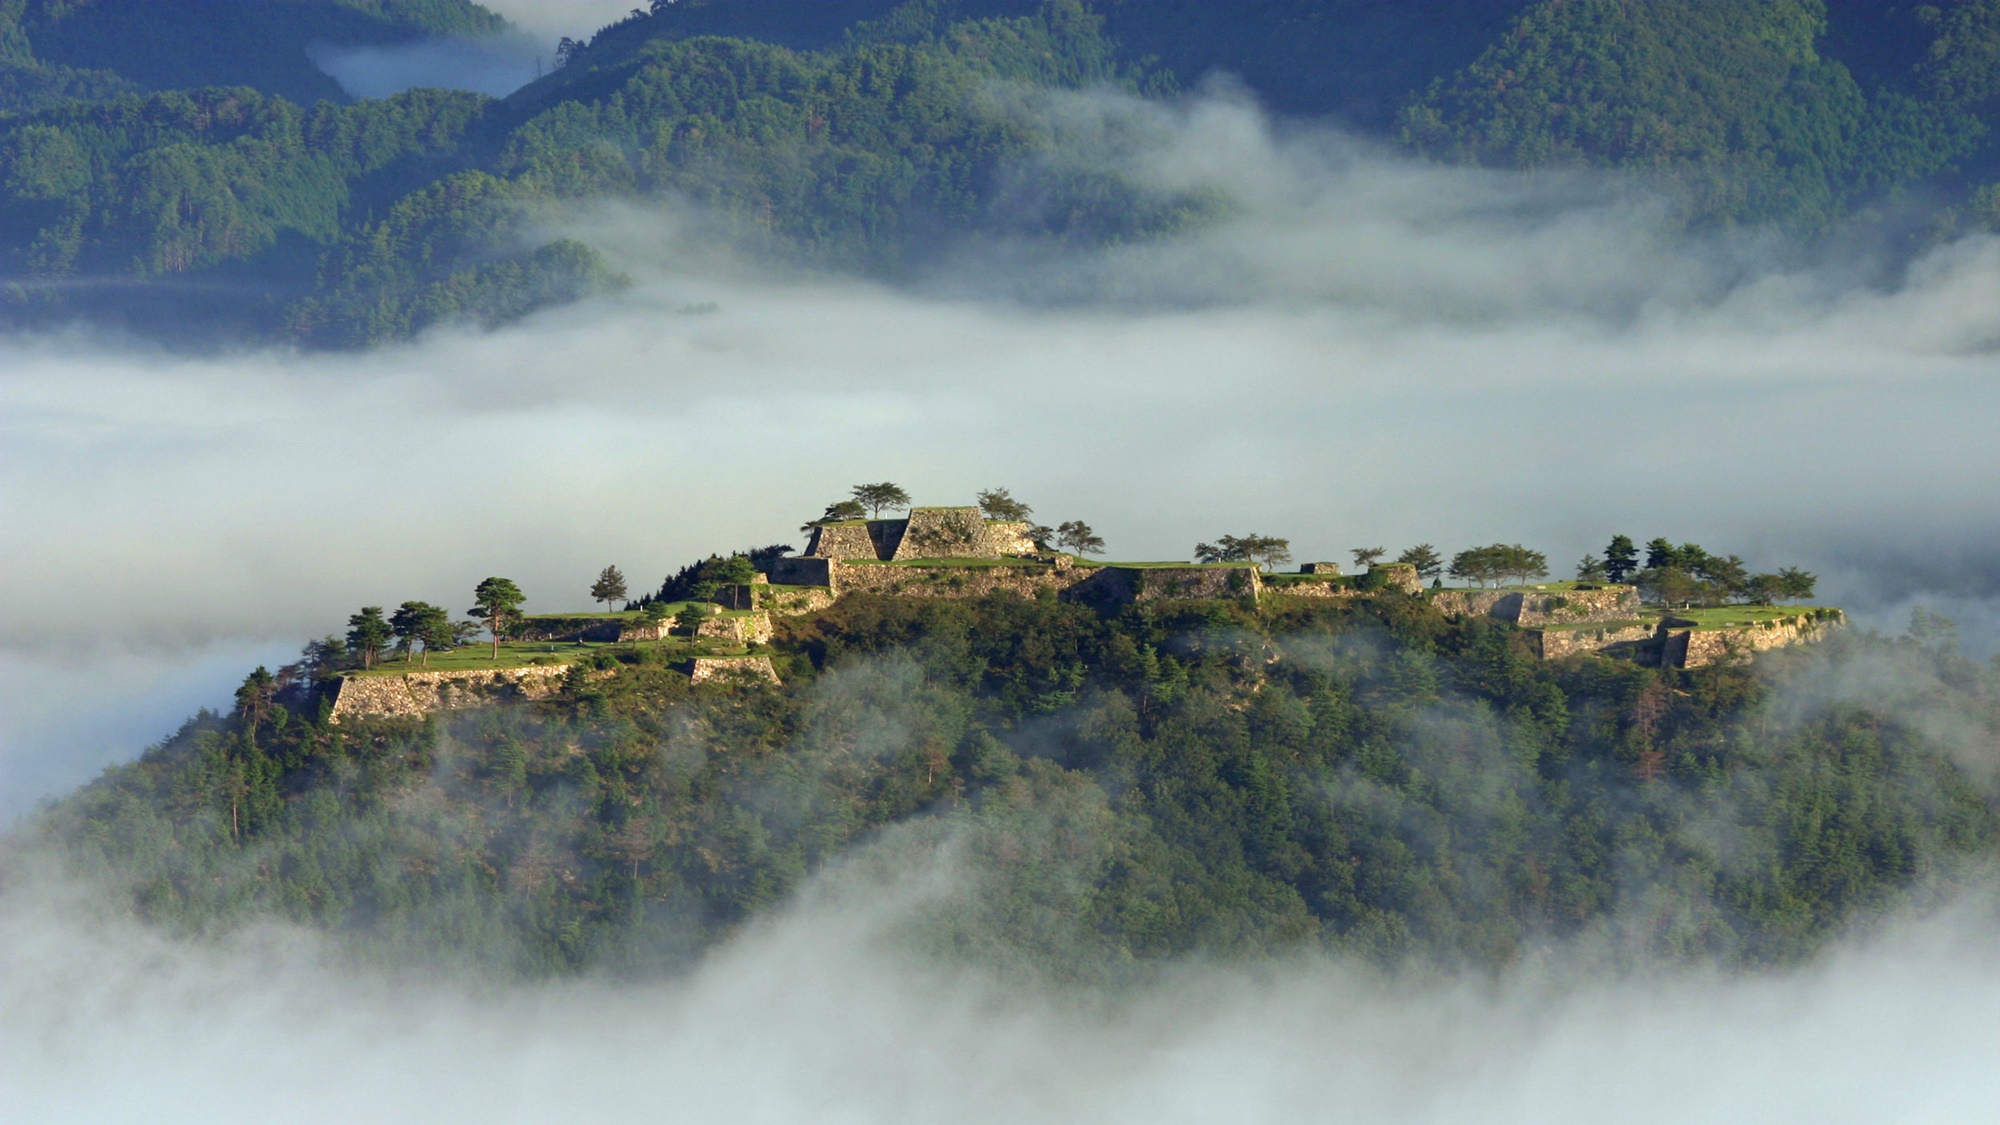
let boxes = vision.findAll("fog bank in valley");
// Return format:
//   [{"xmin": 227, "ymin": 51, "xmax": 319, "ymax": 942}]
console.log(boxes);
[{"xmin": 4, "ymin": 844, "xmax": 1996, "ymax": 1125}]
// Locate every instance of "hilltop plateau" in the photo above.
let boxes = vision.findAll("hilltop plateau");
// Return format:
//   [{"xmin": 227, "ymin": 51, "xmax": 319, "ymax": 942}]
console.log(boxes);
[{"xmin": 19, "ymin": 487, "xmax": 1991, "ymax": 983}]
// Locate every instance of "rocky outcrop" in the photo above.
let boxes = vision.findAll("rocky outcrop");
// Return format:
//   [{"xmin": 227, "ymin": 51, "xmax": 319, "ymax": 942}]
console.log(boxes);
[
  {"xmin": 689, "ymin": 656, "xmax": 780, "ymax": 685},
  {"xmin": 329, "ymin": 665, "xmax": 572, "ymax": 722}
]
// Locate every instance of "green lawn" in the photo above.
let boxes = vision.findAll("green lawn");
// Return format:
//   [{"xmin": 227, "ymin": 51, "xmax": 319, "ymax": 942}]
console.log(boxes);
[
  {"xmin": 346, "ymin": 635, "xmax": 750, "ymax": 678},
  {"xmin": 1649, "ymin": 606, "xmax": 1833, "ymax": 630}
]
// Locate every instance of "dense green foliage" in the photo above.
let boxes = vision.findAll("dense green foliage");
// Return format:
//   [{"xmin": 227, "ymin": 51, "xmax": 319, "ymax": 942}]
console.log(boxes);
[
  {"xmin": 27, "ymin": 593, "xmax": 1998, "ymax": 979},
  {"xmin": 1399, "ymin": 0, "xmax": 1984, "ymax": 227},
  {"xmin": 15, "ymin": 0, "xmax": 2000, "ymax": 343}
]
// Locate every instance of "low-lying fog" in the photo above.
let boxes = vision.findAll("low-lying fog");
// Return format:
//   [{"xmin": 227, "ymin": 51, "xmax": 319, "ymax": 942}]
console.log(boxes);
[{"xmin": 5, "ymin": 843, "xmax": 1997, "ymax": 1124}]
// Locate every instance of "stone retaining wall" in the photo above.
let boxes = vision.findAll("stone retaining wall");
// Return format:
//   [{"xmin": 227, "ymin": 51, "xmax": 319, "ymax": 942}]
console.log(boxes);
[
  {"xmin": 689, "ymin": 656, "xmax": 781, "ymax": 685},
  {"xmin": 1531, "ymin": 623, "xmax": 1657, "ymax": 660},
  {"xmin": 1070, "ymin": 565, "xmax": 1262, "ymax": 605},
  {"xmin": 329, "ymin": 665, "xmax": 572, "ymax": 722},
  {"xmin": 1667, "ymin": 614, "xmax": 1844, "ymax": 668},
  {"xmin": 1367, "ymin": 563, "xmax": 1424, "ymax": 595},
  {"xmin": 804, "ymin": 511, "xmax": 1035, "ymax": 562},
  {"xmin": 1431, "ymin": 585, "xmax": 1639, "ymax": 626},
  {"xmin": 1262, "ymin": 578, "xmax": 1360, "ymax": 601},
  {"xmin": 831, "ymin": 561, "xmax": 1084, "ymax": 600},
  {"xmin": 697, "ymin": 612, "xmax": 774, "ymax": 645},
  {"xmin": 803, "ymin": 523, "xmax": 878, "ymax": 560}
]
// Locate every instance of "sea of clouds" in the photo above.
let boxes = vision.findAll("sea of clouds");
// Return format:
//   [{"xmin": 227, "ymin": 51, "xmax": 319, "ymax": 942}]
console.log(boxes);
[
  {"xmin": 4, "ymin": 836, "xmax": 1997, "ymax": 1124},
  {"xmin": 5, "ymin": 58, "xmax": 2000, "ymax": 1123}
]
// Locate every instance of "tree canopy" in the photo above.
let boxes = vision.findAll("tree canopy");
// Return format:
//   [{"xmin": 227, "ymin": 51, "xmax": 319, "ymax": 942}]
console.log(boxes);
[
  {"xmin": 469, "ymin": 576, "xmax": 525, "ymax": 659},
  {"xmin": 851, "ymin": 483, "xmax": 912, "ymax": 519}
]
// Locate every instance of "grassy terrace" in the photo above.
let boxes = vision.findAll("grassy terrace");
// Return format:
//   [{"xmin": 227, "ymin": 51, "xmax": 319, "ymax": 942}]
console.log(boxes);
[
  {"xmin": 1649, "ymin": 606, "xmax": 1836, "ymax": 630},
  {"xmin": 1538, "ymin": 619, "xmax": 1649, "ymax": 633}
]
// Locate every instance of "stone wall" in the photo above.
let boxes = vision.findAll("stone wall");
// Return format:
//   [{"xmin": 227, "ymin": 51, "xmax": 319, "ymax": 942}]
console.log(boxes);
[
  {"xmin": 801, "ymin": 510, "xmax": 1034, "ymax": 563},
  {"xmin": 1262, "ymin": 576, "xmax": 1359, "ymax": 601},
  {"xmin": 1300, "ymin": 562, "xmax": 1342, "ymax": 575},
  {"xmin": 831, "ymin": 560, "xmax": 1086, "ymax": 600},
  {"xmin": 769, "ymin": 556, "xmax": 834, "ymax": 587},
  {"xmin": 803, "ymin": 523, "xmax": 878, "ymax": 560},
  {"xmin": 697, "ymin": 611, "xmax": 774, "ymax": 645},
  {"xmin": 328, "ymin": 665, "xmax": 573, "ymax": 722},
  {"xmin": 1531, "ymin": 623, "xmax": 1658, "ymax": 661},
  {"xmin": 889, "ymin": 509, "xmax": 1033, "ymax": 560},
  {"xmin": 1070, "ymin": 565, "xmax": 1262, "ymax": 606},
  {"xmin": 689, "ymin": 656, "xmax": 781, "ymax": 685},
  {"xmin": 1366, "ymin": 563, "xmax": 1423, "ymax": 595},
  {"xmin": 1431, "ymin": 585, "xmax": 1639, "ymax": 626},
  {"xmin": 1666, "ymin": 614, "xmax": 1844, "ymax": 668}
]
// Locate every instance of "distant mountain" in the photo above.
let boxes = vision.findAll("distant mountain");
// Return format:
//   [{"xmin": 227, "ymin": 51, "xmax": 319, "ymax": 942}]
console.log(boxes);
[
  {"xmin": 8, "ymin": 0, "xmax": 2000, "ymax": 347},
  {"xmin": 1, "ymin": 1, "xmax": 506, "ymax": 110}
]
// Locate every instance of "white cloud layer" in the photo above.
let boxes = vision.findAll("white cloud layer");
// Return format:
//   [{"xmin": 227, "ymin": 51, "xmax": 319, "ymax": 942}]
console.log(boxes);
[{"xmin": 4, "ymin": 848, "xmax": 1997, "ymax": 1125}]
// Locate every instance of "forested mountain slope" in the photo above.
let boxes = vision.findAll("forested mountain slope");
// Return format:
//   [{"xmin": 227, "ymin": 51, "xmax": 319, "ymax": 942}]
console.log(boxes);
[
  {"xmin": 11, "ymin": 0, "xmax": 2000, "ymax": 346},
  {"xmin": 25, "ymin": 593, "xmax": 1997, "ymax": 979}
]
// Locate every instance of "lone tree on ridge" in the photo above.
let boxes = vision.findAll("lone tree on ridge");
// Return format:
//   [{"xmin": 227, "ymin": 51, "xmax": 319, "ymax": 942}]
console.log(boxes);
[
  {"xmin": 1397, "ymin": 544, "xmax": 1443, "ymax": 583},
  {"xmin": 851, "ymin": 482, "xmax": 912, "ymax": 519},
  {"xmin": 1351, "ymin": 546, "xmax": 1386, "ymax": 570},
  {"xmin": 1056, "ymin": 520, "xmax": 1105, "ymax": 557},
  {"xmin": 591, "ymin": 565, "xmax": 629, "ymax": 612},
  {"xmin": 977, "ymin": 488, "xmax": 1034, "ymax": 523},
  {"xmin": 469, "ymin": 577, "xmax": 526, "ymax": 660},
  {"xmin": 1604, "ymin": 535, "xmax": 1639, "ymax": 584}
]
